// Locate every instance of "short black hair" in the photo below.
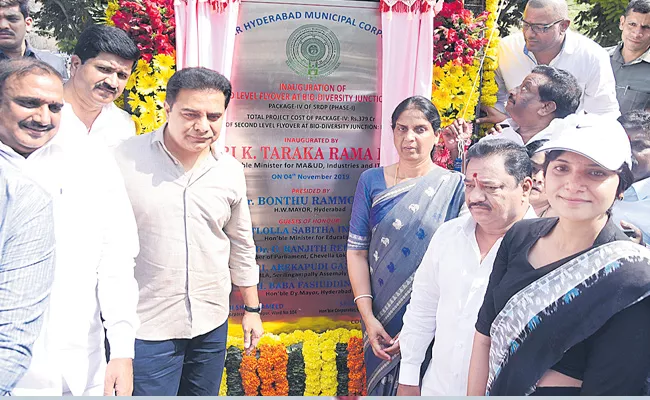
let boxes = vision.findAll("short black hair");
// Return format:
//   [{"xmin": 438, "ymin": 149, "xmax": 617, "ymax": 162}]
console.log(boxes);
[
  {"xmin": 525, "ymin": 139, "xmax": 548, "ymax": 158},
  {"xmin": 0, "ymin": 0, "xmax": 29, "ymax": 18},
  {"xmin": 543, "ymin": 150, "xmax": 634, "ymax": 197},
  {"xmin": 618, "ymin": 109, "xmax": 650, "ymax": 138},
  {"xmin": 0, "ymin": 58, "xmax": 62, "ymax": 103},
  {"xmin": 625, "ymin": 0, "xmax": 650, "ymax": 15},
  {"xmin": 391, "ymin": 95, "xmax": 441, "ymax": 131},
  {"xmin": 531, "ymin": 66, "xmax": 582, "ymax": 119},
  {"xmin": 466, "ymin": 138, "xmax": 532, "ymax": 184},
  {"xmin": 73, "ymin": 25, "xmax": 140, "ymax": 70},
  {"xmin": 165, "ymin": 67, "xmax": 233, "ymax": 109}
]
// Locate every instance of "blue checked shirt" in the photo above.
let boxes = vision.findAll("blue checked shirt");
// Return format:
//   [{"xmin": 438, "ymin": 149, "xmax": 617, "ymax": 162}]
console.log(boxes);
[{"xmin": 0, "ymin": 164, "xmax": 55, "ymax": 395}]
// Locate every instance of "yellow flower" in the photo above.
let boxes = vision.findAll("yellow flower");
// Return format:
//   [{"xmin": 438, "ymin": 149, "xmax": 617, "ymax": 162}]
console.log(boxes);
[
  {"xmin": 141, "ymin": 95, "xmax": 158, "ymax": 114},
  {"xmin": 448, "ymin": 64, "xmax": 463, "ymax": 76},
  {"xmin": 137, "ymin": 73, "xmax": 160, "ymax": 95},
  {"xmin": 433, "ymin": 90, "xmax": 453, "ymax": 112},
  {"xmin": 438, "ymin": 76, "xmax": 458, "ymax": 94},
  {"xmin": 154, "ymin": 54, "xmax": 176, "ymax": 74},
  {"xmin": 440, "ymin": 116, "xmax": 453, "ymax": 128},
  {"xmin": 432, "ymin": 67, "xmax": 445, "ymax": 83},
  {"xmin": 258, "ymin": 333, "xmax": 280, "ymax": 346},
  {"xmin": 131, "ymin": 114, "xmax": 142, "ymax": 135},
  {"xmin": 104, "ymin": 0, "xmax": 119, "ymax": 25},
  {"xmin": 135, "ymin": 59, "xmax": 154, "ymax": 76},
  {"xmin": 128, "ymin": 95, "xmax": 144, "ymax": 114},
  {"xmin": 137, "ymin": 110, "xmax": 156, "ymax": 133}
]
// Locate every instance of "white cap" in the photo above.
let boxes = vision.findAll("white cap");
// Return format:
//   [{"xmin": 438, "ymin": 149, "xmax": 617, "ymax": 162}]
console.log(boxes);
[{"xmin": 536, "ymin": 113, "xmax": 632, "ymax": 171}]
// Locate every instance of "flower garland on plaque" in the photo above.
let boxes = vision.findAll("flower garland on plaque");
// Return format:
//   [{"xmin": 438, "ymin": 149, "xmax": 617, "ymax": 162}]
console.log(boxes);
[
  {"xmin": 106, "ymin": 0, "xmax": 176, "ymax": 134},
  {"xmin": 217, "ymin": 329, "xmax": 366, "ymax": 396},
  {"xmin": 431, "ymin": 0, "xmax": 500, "ymax": 169}
]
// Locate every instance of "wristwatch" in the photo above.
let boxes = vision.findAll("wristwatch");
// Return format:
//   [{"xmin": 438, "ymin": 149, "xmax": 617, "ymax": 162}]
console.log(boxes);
[{"xmin": 244, "ymin": 303, "xmax": 262, "ymax": 314}]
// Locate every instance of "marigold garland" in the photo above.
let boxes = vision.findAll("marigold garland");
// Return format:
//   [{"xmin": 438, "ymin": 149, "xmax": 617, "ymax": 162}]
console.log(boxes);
[
  {"xmin": 287, "ymin": 343, "xmax": 306, "ymax": 396},
  {"xmin": 302, "ymin": 330, "xmax": 323, "ymax": 396},
  {"xmin": 258, "ymin": 344, "xmax": 289, "ymax": 396},
  {"xmin": 239, "ymin": 353, "xmax": 260, "ymax": 396},
  {"xmin": 346, "ymin": 336, "xmax": 366, "ymax": 396},
  {"xmin": 225, "ymin": 346, "xmax": 245, "ymax": 396},
  {"xmin": 335, "ymin": 342, "xmax": 350, "ymax": 396},
  {"xmin": 479, "ymin": 0, "xmax": 500, "ymax": 113}
]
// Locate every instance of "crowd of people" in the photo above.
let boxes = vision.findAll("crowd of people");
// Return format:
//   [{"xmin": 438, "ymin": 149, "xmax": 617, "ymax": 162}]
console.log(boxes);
[
  {"xmin": 347, "ymin": 0, "xmax": 650, "ymax": 396},
  {"xmin": 1, "ymin": 0, "xmax": 650, "ymax": 396}
]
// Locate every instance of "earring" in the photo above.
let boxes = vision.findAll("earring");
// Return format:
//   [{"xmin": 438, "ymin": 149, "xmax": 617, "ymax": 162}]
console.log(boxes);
[{"xmin": 618, "ymin": 193, "xmax": 625, "ymax": 200}]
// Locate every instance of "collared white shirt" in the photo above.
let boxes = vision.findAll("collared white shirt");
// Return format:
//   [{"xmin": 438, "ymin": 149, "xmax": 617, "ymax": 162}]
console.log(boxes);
[
  {"xmin": 612, "ymin": 177, "xmax": 650, "ymax": 244},
  {"xmin": 496, "ymin": 30, "xmax": 620, "ymax": 118},
  {"xmin": 398, "ymin": 207, "xmax": 536, "ymax": 395},
  {"xmin": 0, "ymin": 129, "xmax": 140, "ymax": 395},
  {"xmin": 482, "ymin": 112, "xmax": 590, "ymax": 147},
  {"xmin": 59, "ymin": 102, "xmax": 136, "ymax": 150}
]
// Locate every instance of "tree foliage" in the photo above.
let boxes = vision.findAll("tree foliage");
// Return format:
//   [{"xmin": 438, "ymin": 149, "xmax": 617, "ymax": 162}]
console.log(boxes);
[
  {"xmin": 497, "ymin": 0, "xmax": 527, "ymax": 37},
  {"xmin": 33, "ymin": 0, "xmax": 108, "ymax": 53},
  {"xmin": 493, "ymin": 0, "xmax": 624, "ymax": 47},
  {"xmin": 573, "ymin": 0, "xmax": 626, "ymax": 46}
]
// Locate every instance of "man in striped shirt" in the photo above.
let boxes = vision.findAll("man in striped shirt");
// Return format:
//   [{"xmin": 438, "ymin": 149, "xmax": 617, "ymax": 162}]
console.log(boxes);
[{"xmin": 0, "ymin": 163, "xmax": 55, "ymax": 395}]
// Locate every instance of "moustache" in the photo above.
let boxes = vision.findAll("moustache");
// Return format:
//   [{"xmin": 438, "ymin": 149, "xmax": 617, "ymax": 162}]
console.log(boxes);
[
  {"xmin": 94, "ymin": 82, "xmax": 118, "ymax": 94},
  {"xmin": 0, "ymin": 30, "xmax": 14, "ymax": 37},
  {"xmin": 469, "ymin": 202, "xmax": 492, "ymax": 210},
  {"xmin": 507, "ymin": 94, "xmax": 516, "ymax": 105},
  {"xmin": 19, "ymin": 120, "xmax": 55, "ymax": 132}
]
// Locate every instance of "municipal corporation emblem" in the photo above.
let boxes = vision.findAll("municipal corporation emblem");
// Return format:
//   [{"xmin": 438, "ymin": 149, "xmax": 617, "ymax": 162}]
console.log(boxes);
[{"xmin": 286, "ymin": 24, "xmax": 341, "ymax": 78}]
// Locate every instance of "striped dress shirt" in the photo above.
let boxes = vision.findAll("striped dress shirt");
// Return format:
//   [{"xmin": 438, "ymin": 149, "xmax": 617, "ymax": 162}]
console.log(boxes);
[{"xmin": 0, "ymin": 162, "xmax": 55, "ymax": 395}]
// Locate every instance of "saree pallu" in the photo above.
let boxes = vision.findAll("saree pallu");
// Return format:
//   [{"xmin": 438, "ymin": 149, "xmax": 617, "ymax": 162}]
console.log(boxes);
[
  {"xmin": 362, "ymin": 168, "xmax": 464, "ymax": 395},
  {"xmin": 487, "ymin": 240, "xmax": 650, "ymax": 395}
]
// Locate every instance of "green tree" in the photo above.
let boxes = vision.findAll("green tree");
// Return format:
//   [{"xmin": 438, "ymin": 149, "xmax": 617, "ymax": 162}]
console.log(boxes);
[
  {"xmin": 574, "ymin": 0, "xmax": 626, "ymax": 46},
  {"xmin": 33, "ymin": 0, "xmax": 108, "ymax": 53}
]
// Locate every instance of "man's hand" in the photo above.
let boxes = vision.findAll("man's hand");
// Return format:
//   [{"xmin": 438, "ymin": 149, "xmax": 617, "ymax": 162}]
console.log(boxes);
[
  {"xmin": 242, "ymin": 311, "xmax": 264, "ymax": 354},
  {"xmin": 364, "ymin": 315, "xmax": 393, "ymax": 361},
  {"xmin": 383, "ymin": 332, "xmax": 400, "ymax": 356},
  {"xmin": 397, "ymin": 384, "xmax": 421, "ymax": 396},
  {"xmin": 621, "ymin": 220, "xmax": 644, "ymax": 245},
  {"xmin": 104, "ymin": 358, "xmax": 133, "ymax": 396},
  {"xmin": 441, "ymin": 118, "xmax": 472, "ymax": 160},
  {"xmin": 475, "ymin": 105, "xmax": 507, "ymax": 125}
]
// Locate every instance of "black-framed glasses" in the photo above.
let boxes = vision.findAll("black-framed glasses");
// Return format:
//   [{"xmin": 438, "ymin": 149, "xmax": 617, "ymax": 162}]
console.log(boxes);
[{"xmin": 520, "ymin": 19, "xmax": 564, "ymax": 34}]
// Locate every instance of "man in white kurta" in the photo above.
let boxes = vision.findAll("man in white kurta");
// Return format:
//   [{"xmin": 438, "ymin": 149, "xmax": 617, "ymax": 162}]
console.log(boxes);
[
  {"xmin": 397, "ymin": 139, "xmax": 536, "ymax": 395},
  {"xmin": 0, "ymin": 58, "xmax": 139, "ymax": 396},
  {"xmin": 60, "ymin": 25, "xmax": 139, "ymax": 149}
]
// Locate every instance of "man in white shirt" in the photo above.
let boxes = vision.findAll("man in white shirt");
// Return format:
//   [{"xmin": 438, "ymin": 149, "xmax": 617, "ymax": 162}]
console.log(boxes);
[
  {"xmin": 0, "ymin": 58, "xmax": 139, "ymax": 396},
  {"xmin": 612, "ymin": 110, "xmax": 650, "ymax": 243},
  {"xmin": 397, "ymin": 139, "xmax": 536, "ymax": 396},
  {"xmin": 478, "ymin": 0, "xmax": 619, "ymax": 125},
  {"xmin": 60, "ymin": 25, "xmax": 139, "ymax": 149}
]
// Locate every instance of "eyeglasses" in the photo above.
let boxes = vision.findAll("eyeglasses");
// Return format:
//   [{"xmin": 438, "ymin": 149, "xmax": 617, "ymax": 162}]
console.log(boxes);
[{"xmin": 520, "ymin": 19, "xmax": 564, "ymax": 34}]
